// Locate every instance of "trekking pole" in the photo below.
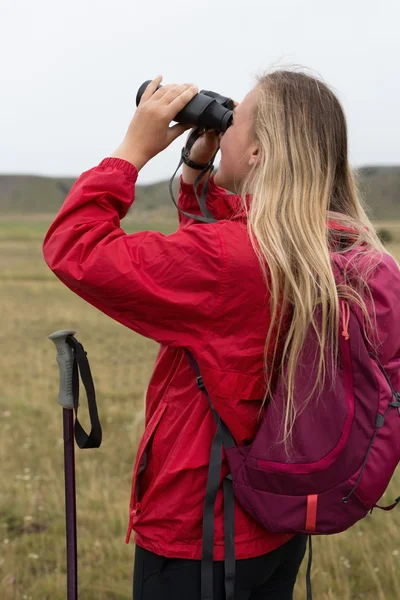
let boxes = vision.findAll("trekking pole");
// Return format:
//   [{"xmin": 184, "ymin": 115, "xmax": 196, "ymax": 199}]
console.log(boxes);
[
  {"xmin": 49, "ymin": 329, "xmax": 102, "ymax": 599},
  {"xmin": 49, "ymin": 329, "xmax": 78, "ymax": 600}
]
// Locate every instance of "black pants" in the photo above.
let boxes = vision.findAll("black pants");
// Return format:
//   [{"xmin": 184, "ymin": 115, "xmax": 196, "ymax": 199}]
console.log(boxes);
[{"xmin": 133, "ymin": 535, "xmax": 307, "ymax": 599}]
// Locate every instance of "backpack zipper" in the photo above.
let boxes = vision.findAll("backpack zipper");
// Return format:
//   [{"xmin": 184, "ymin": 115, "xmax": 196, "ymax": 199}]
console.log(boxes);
[{"xmin": 341, "ymin": 299, "xmax": 350, "ymax": 340}]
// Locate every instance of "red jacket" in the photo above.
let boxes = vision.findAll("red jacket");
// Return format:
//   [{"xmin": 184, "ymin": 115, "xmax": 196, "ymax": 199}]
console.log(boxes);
[{"xmin": 43, "ymin": 157, "xmax": 295, "ymax": 560}]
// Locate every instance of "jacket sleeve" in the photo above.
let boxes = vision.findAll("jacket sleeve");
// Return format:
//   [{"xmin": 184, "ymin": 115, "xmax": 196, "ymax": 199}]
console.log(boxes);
[
  {"xmin": 177, "ymin": 174, "xmax": 239, "ymax": 228},
  {"xmin": 42, "ymin": 157, "xmax": 225, "ymax": 348}
]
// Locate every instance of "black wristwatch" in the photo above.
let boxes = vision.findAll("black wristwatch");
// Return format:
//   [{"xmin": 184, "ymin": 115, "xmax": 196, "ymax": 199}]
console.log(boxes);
[{"xmin": 181, "ymin": 147, "xmax": 214, "ymax": 171}]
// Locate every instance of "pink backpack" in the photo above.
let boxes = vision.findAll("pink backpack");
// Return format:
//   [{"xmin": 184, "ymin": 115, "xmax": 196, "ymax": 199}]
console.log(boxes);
[{"xmin": 185, "ymin": 249, "xmax": 400, "ymax": 600}]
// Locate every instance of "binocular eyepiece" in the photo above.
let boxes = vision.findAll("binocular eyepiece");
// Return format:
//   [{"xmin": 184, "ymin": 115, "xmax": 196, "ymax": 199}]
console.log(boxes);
[{"xmin": 136, "ymin": 80, "xmax": 234, "ymax": 133}]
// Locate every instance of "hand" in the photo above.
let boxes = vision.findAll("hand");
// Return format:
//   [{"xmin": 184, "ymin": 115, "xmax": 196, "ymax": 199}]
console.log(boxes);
[
  {"xmin": 111, "ymin": 76, "xmax": 199, "ymax": 170},
  {"xmin": 186, "ymin": 128, "xmax": 221, "ymax": 164},
  {"xmin": 185, "ymin": 100, "xmax": 238, "ymax": 163},
  {"xmin": 181, "ymin": 101, "xmax": 238, "ymax": 185}
]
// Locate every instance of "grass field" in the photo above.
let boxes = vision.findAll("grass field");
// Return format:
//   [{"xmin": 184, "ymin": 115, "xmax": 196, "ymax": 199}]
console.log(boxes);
[{"xmin": 0, "ymin": 214, "xmax": 399, "ymax": 600}]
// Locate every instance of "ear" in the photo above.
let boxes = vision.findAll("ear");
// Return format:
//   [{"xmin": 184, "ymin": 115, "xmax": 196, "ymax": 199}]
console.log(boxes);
[{"xmin": 248, "ymin": 142, "xmax": 259, "ymax": 167}]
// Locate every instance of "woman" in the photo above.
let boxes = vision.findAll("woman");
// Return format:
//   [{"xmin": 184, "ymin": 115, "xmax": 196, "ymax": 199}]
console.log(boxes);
[{"xmin": 43, "ymin": 70, "xmax": 394, "ymax": 599}]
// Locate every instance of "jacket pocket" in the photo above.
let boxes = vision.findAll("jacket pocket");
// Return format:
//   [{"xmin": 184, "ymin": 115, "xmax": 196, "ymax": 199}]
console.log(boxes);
[
  {"xmin": 131, "ymin": 401, "xmax": 169, "ymax": 511},
  {"xmin": 126, "ymin": 400, "xmax": 168, "ymax": 543}
]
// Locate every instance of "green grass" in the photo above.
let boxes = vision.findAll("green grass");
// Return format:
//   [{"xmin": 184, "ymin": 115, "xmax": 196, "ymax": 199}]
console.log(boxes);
[{"xmin": 0, "ymin": 216, "xmax": 399, "ymax": 599}]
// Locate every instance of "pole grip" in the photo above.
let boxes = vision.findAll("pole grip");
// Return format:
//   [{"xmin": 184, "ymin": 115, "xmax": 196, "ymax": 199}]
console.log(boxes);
[{"xmin": 48, "ymin": 330, "xmax": 77, "ymax": 409}]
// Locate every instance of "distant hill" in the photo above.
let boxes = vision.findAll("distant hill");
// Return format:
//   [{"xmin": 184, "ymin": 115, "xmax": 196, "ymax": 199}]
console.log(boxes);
[
  {"xmin": 0, "ymin": 175, "xmax": 178, "ymax": 215},
  {"xmin": 356, "ymin": 166, "xmax": 400, "ymax": 220},
  {"xmin": 0, "ymin": 166, "xmax": 399, "ymax": 220}
]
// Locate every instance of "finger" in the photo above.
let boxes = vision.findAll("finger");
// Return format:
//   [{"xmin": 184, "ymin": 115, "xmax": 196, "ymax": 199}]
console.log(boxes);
[
  {"xmin": 170, "ymin": 122, "xmax": 193, "ymax": 134},
  {"xmin": 167, "ymin": 86, "xmax": 198, "ymax": 116},
  {"xmin": 150, "ymin": 83, "xmax": 176, "ymax": 102},
  {"xmin": 150, "ymin": 82, "xmax": 194, "ymax": 104},
  {"xmin": 140, "ymin": 75, "xmax": 163, "ymax": 104},
  {"xmin": 160, "ymin": 83, "xmax": 195, "ymax": 105}
]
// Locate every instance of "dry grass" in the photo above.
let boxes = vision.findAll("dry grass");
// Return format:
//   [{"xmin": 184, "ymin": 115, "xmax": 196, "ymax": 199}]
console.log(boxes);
[{"xmin": 0, "ymin": 218, "xmax": 399, "ymax": 599}]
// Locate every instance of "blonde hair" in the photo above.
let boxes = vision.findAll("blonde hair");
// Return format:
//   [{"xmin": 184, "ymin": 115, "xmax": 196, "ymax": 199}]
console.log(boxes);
[{"xmin": 239, "ymin": 67, "xmax": 392, "ymax": 447}]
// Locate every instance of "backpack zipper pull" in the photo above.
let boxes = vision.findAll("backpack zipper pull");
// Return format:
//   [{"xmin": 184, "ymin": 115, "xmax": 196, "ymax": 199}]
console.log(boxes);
[{"xmin": 341, "ymin": 300, "xmax": 350, "ymax": 340}]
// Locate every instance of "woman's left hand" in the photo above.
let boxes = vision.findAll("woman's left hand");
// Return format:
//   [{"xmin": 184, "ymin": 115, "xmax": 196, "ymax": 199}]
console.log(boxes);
[{"xmin": 111, "ymin": 76, "xmax": 198, "ymax": 171}]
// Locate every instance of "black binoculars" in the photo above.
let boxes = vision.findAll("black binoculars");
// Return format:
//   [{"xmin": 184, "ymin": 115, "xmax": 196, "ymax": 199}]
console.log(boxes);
[{"xmin": 136, "ymin": 80, "xmax": 234, "ymax": 133}]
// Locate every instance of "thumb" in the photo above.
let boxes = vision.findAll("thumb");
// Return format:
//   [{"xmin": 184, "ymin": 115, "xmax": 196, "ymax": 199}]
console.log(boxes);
[{"xmin": 167, "ymin": 122, "xmax": 193, "ymax": 144}]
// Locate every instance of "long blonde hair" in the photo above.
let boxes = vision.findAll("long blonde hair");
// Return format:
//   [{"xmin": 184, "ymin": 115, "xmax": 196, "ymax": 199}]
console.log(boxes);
[{"xmin": 239, "ymin": 68, "xmax": 391, "ymax": 446}]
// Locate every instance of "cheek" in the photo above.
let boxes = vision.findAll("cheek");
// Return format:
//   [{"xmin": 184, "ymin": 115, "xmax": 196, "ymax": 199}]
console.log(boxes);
[
  {"xmin": 220, "ymin": 130, "xmax": 234, "ymax": 162},
  {"xmin": 221, "ymin": 127, "xmax": 248, "ymax": 165}
]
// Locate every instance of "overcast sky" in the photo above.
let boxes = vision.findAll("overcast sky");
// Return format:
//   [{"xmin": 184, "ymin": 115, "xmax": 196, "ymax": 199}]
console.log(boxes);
[{"xmin": 1, "ymin": 0, "xmax": 399, "ymax": 184}]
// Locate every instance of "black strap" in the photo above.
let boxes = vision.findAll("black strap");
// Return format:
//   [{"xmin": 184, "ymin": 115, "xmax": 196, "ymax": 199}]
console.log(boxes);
[
  {"xmin": 201, "ymin": 413, "xmax": 224, "ymax": 600},
  {"xmin": 65, "ymin": 335, "xmax": 102, "ymax": 449},
  {"xmin": 374, "ymin": 496, "xmax": 400, "ymax": 511},
  {"xmin": 168, "ymin": 128, "xmax": 219, "ymax": 224},
  {"xmin": 181, "ymin": 149, "xmax": 213, "ymax": 171},
  {"xmin": 223, "ymin": 474, "xmax": 235, "ymax": 600},
  {"xmin": 180, "ymin": 127, "xmax": 216, "ymax": 171},
  {"xmin": 306, "ymin": 535, "xmax": 313, "ymax": 600},
  {"xmin": 184, "ymin": 349, "xmax": 235, "ymax": 600}
]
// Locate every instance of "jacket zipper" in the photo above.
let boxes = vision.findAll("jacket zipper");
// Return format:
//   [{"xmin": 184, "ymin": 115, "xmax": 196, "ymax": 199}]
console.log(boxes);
[{"xmin": 125, "ymin": 502, "xmax": 142, "ymax": 544}]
